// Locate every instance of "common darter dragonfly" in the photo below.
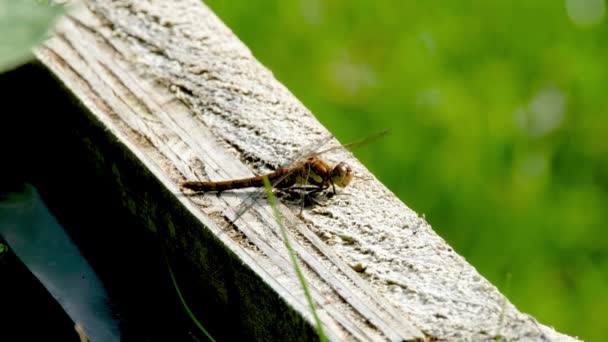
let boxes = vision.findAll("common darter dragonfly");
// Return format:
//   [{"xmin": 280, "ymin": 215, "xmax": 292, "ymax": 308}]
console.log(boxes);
[{"xmin": 179, "ymin": 129, "xmax": 388, "ymax": 218}]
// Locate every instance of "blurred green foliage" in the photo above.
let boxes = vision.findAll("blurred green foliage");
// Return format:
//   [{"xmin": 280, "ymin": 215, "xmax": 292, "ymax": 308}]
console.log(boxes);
[
  {"xmin": 204, "ymin": 0, "xmax": 607, "ymax": 340},
  {"xmin": 0, "ymin": 0, "xmax": 64, "ymax": 72}
]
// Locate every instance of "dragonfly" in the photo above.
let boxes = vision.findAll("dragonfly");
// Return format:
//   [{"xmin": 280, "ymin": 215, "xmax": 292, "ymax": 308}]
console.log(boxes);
[
  {"xmin": 179, "ymin": 129, "xmax": 389, "ymax": 218},
  {"xmin": 180, "ymin": 156, "xmax": 353, "ymax": 194}
]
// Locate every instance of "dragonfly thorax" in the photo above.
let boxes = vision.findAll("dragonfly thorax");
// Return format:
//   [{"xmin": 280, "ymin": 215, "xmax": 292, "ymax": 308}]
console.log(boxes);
[
  {"xmin": 296, "ymin": 157, "xmax": 330, "ymax": 186},
  {"xmin": 295, "ymin": 157, "xmax": 352, "ymax": 189}
]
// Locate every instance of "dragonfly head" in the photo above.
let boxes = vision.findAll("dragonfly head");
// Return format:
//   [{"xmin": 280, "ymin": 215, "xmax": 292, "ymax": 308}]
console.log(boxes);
[{"xmin": 331, "ymin": 162, "xmax": 353, "ymax": 188}]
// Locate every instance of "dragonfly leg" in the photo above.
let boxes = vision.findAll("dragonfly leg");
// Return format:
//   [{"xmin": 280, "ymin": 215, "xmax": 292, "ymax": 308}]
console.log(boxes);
[
  {"xmin": 298, "ymin": 185, "xmax": 322, "ymax": 216},
  {"xmin": 276, "ymin": 186, "xmax": 326, "ymax": 216},
  {"xmin": 298, "ymin": 194, "xmax": 305, "ymax": 216},
  {"xmin": 297, "ymin": 189, "xmax": 326, "ymax": 216}
]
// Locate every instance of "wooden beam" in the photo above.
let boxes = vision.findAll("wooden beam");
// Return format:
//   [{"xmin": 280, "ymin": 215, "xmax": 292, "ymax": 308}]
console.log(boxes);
[{"xmin": 33, "ymin": 0, "xmax": 577, "ymax": 340}]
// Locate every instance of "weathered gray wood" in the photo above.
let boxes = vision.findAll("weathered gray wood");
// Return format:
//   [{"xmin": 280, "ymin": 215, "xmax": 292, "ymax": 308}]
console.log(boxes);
[{"xmin": 35, "ymin": 0, "xmax": 578, "ymax": 341}]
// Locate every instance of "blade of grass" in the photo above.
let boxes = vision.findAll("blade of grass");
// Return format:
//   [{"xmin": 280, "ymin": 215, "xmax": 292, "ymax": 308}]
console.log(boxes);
[
  {"xmin": 263, "ymin": 176, "xmax": 327, "ymax": 342},
  {"xmin": 164, "ymin": 247, "xmax": 216, "ymax": 342}
]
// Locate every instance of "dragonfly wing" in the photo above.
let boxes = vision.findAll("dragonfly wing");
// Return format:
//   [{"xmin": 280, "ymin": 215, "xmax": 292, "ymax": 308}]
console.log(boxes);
[{"xmin": 312, "ymin": 128, "xmax": 390, "ymax": 157}]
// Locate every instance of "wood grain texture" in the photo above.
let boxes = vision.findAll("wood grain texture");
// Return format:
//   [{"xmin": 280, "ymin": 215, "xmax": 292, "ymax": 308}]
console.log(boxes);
[{"xmin": 35, "ymin": 0, "xmax": 577, "ymax": 341}]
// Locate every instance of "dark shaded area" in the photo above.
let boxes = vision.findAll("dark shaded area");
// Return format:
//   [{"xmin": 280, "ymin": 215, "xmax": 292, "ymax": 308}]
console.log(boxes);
[
  {"xmin": 0, "ymin": 63, "xmax": 204, "ymax": 341},
  {"xmin": 0, "ymin": 236, "xmax": 79, "ymax": 341}
]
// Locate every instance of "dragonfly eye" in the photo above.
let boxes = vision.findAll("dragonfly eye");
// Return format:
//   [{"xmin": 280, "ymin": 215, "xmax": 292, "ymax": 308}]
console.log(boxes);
[{"xmin": 331, "ymin": 162, "xmax": 353, "ymax": 187}]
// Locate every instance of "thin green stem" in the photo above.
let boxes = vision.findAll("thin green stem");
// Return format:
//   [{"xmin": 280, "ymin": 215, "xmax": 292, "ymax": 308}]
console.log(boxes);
[
  {"xmin": 164, "ymin": 247, "xmax": 216, "ymax": 342},
  {"xmin": 263, "ymin": 177, "xmax": 327, "ymax": 342}
]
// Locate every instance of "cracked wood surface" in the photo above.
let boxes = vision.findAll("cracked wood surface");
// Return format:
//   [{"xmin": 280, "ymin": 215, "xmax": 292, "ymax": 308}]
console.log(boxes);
[{"xmin": 35, "ymin": 0, "xmax": 578, "ymax": 341}]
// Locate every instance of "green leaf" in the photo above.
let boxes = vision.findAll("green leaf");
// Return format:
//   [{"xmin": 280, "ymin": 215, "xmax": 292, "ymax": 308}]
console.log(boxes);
[{"xmin": 0, "ymin": 0, "xmax": 65, "ymax": 72}]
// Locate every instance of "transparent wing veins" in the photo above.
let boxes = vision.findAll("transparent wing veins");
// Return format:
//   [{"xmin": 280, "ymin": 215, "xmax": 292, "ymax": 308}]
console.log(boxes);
[{"xmin": 225, "ymin": 128, "xmax": 390, "ymax": 223}]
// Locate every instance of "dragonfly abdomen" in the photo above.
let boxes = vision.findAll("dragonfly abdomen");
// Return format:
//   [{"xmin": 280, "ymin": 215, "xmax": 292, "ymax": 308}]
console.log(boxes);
[
  {"xmin": 180, "ymin": 178, "xmax": 262, "ymax": 192},
  {"xmin": 180, "ymin": 168, "xmax": 295, "ymax": 192}
]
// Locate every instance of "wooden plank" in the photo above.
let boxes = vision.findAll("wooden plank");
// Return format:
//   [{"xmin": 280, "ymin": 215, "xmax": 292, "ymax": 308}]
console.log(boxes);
[{"xmin": 34, "ymin": 0, "xmax": 578, "ymax": 341}]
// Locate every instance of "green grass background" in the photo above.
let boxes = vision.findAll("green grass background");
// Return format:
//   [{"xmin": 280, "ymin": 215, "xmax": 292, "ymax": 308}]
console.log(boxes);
[{"xmin": 204, "ymin": 1, "xmax": 607, "ymax": 340}]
